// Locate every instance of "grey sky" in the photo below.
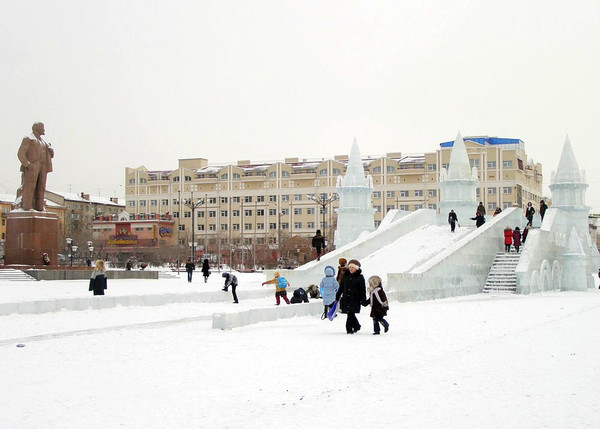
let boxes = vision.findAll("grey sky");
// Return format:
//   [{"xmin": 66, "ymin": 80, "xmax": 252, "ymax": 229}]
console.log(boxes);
[{"xmin": 1, "ymin": 1, "xmax": 599, "ymax": 210}]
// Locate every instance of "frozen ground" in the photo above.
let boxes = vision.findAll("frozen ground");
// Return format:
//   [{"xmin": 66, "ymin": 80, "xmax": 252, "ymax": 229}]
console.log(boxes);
[{"xmin": 1, "ymin": 273, "xmax": 600, "ymax": 428}]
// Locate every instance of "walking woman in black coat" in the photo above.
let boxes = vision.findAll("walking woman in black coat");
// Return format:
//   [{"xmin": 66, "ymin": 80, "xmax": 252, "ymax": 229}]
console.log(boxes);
[
  {"xmin": 201, "ymin": 259, "xmax": 210, "ymax": 283},
  {"xmin": 335, "ymin": 259, "xmax": 367, "ymax": 334},
  {"xmin": 89, "ymin": 259, "xmax": 108, "ymax": 296}
]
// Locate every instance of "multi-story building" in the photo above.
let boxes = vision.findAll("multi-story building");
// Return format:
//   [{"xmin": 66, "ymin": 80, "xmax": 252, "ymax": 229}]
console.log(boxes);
[
  {"xmin": 125, "ymin": 136, "xmax": 543, "ymax": 267},
  {"xmin": 0, "ymin": 193, "xmax": 15, "ymax": 260},
  {"xmin": 45, "ymin": 190, "xmax": 124, "ymax": 252}
]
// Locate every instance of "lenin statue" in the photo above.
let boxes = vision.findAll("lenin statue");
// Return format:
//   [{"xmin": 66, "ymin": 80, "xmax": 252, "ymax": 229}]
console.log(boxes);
[{"xmin": 17, "ymin": 122, "xmax": 54, "ymax": 211}]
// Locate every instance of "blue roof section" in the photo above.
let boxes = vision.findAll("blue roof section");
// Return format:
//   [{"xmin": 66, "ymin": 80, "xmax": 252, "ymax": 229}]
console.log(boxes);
[{"xmin": 440, "ymin": 137, "xmax": 523, "ymax": 148}]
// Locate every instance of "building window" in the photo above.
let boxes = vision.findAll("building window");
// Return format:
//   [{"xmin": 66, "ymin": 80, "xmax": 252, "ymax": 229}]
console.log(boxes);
[
  {"xmin": 244, "ymin": 209, "xmax": 252, "ymax": 216},
  {"xmin": 294, "ymin": 208, "xmax": 302, "ymax": 215},
  {"xmin": 281, "ymin": 208, "xmax": 289, "ymax": 215},
  {"xmin": 244, "ymin": 223, "xmax": 252, "ymax": 231},
  {"xmin": 294, "ymin": 222, "xmax": 302, "ymax": 229},
  {"xmin": 221, "ymin": 210, "xmax": 228, "ymax": 217},
  {"xmin": 281, "ymin": 223, "xmax": 289, "ymax": 230},
  {"xmin": 414, "ymin": 190, "xmax": 423, "ymax": 197},
  {"xmin": 197, "ymin": 225, "xmax": 204, "ymax": 231},
  {"xmin": 161, "ymin": 199, "xmax": 168, "ymax": 205},
  {"xmin": 281, "ymin": 171, "xmax": 291, "ymax": 177},
  {"xmin": 414, "ymin": 204, "xmax": 423, "ymax": 210},
  {"xmin": 476, "ymin": 189, "xmax": 481, "ymax": 198},
  {"xmin": 374, "ymin": 205, "xmax": 381, "ymax": 212},
  {"xmin": 220, "ymin": 174, "xmax": 228, "ymax": 180},
  {"xmin": 294, "ymin": 194, "xmax": 302, "ymax": 201},
  {"xmin": 221, "ymin": 224, "xmax": 228, "ymax": 231},
  {"xmin": 209, "ymin": 224, "xmax": 216, "ymax": 231},
  {"xmin": 428, "ymin": 189, "xmax": 437, "ymax": 197},
  {"xmin": 503, "ymin": 187, "xmax": 512, "ymax": 194},
  {"xmin": 488, "ymin": 188, "xmax": 497, "ymax": 195},
  {"xmin": 184, "ymin": 176, "xmax": 191, "ymax": 182},
  {"xmin": 281, "ymin": 195, "xmax": 289, "ymax": 202},
  {"xmin": 221, "ymin": 197, "xmax": 228, "ymax": 204},
  {"xmin": 232, "ymin": 224, "xmax": 240, "ymax": 230},
  {"xmin": 244, "ymin": 196, "xmax": 252, "ymax": 203},
  {"xmin": 386, "ymin": 205, "xmax": 394, "ymax": 212},
  {"xmin": 386, "ymin": 166, "xmax": 395, "ymax": 173},
  {"xmin": 400, "ymin": 190, "xmax": 409, "ymax": 198},
  {"xmin": 128, "ymin": 178, "xmax": 135, "ymax": 184},
  {"xmin": 442, "ymin": 163, "xmax": 449, "ymax": 170},
  {"xmin": 269, "ymin": 209, "xmax": 277, "ymax": 216},
  {"xmin": 307, "ymin": 208, "xmax": 315, "ymax": 215},
  {"xmin": 269, "ymin": 171, "xmax": 277, "ymax": 178},
  {"xmin": 173, "ymin": 212, "xmax": 179, "ymax": 218},
  {"xmin": 184, "ymin": 211, "xmax": 191, "ymax": 218},
  {"xmin": 209, "ymin": 197, "xmax": 216, "ymax": 204},
  {"xmin": 197, "ymin": 211, "xmax": 204, "ymax": 218},
  {"xmin": 470, "ymin": 159, "xmax": 480, "ymax": 168},
  {"xmin": 400, "ymin": 204, "xmax": 409, "ymax": 211},
  {"xmin": 150, "ymin": 199, "xmax": 157, "ymax": 206},
  {"xmin": 173, "ymin": 176, "xmax": 180, "ymax": 182},
  {"xmin": 257, "ymin": 223, "xmax": 265, "ymax": 230},
  {"xmin": 269, "ymin": 195, "xmax": 277, "ymax": 202},
  {"xmin": 319, "ymin": 168, "xmax": 328, "ymax": 176},
  {"xmin": 128, "ymin": 201, "xmax": 135, "ymax": 207},
  {"xmin": 178, "ymin": 224, "xmax": 185, "ymax": 231},
  {"xmin": 269, "ymin": 223, "xmax": 277, "ymax": 230},
  {"xmin": 233, "ymin": 173, "xmax": 241, "ymax": 179},
  {"xmin": 372, "ymin": 166, "xmax": 382, "ymax": 173},
  {"xmin": 256, "ymin": 209, "xmax": 264, "ymax": 216},
  {"xmin": 373, "ymin": 191, "xmax": 381, "ymax": 198},
  {"xmin": 257, "ymin": 195, "xmax": 264, "ymax": 202},
  {"xmin": 503, "ymin": 202, "xmax": 512, "ymax": 209},
  {"xmin": 487, "ymin": 161, "xmax": 497, "ymax": 168},
  {"xmin": 209, "ymin": 211, "xmax": 216, "ymax": 217},
  {"xmin": 502, "ymin": 160, "xmax": 513, "ymax": 168},
  {"xmin": 429, "ymin": 203, "xmax": 437, "ymax": 210},
  {"xmin": 427, "ymin": 164, "xmax": 437, "ymax": 171},
  {"xmin": 386, "ymin": 191, "xmax": 395, "ymax": 198},
  {"xmin": 333, "ymin": 168, "xmax": 341, "ymax": 175}
]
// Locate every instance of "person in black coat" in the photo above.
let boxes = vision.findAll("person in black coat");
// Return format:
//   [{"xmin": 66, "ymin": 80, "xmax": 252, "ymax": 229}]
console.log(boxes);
[
  {"xmin": 201, "ymin": 259, "xmax": 210, "ymax": 283},
  {"xmin": 470, "ymin": 212, "xmax": 486, "ymax": 228},
  {"xmin": 312, "ymin": 230, "xmax": 326, "ymax": 261},
  {"xmin": 448, "ymin": 209, "xmax": 458, "ymax": 232},
  {"xmin": 335, "ymin": 259, "xmax": 367, "ymax": 334},
  {"xmin": 185, "ymin": 258, "xmax": 195, "ymax": 283},
  {"xmin": 525, "ymin": 202, "xmax": 535, "ymax": 227},
  {"xmin": 539, "ymin": 200, "xmax": 548, "ymax": 222},
  {"xmin": 89, "ymin": 259, "xmax": 108, "ymax": 296}
]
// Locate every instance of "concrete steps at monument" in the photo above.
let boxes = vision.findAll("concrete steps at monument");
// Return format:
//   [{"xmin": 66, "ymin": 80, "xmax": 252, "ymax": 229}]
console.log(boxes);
[
  {"xmin": 0, "ymin": 269, "xmax": 37, "ymax": 282},
  {"xmin": 483, "ymin": 252, "xmax": 521, "ymax": 293}
]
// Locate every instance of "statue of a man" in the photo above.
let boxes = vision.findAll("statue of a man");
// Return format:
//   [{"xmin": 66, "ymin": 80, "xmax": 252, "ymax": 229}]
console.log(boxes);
[{"xmin": 17, "ymin": 122, "xmax": 54, "ymax": 211}]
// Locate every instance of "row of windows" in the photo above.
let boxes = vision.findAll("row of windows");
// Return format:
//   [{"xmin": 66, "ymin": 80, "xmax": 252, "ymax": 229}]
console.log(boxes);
[
  {"xmin": 128, "ymin": 193, "xmax": 333, "ymax": 207},
  {"xmin": 178, "ymin": 222, "xmax": 319, "ymax": 231},
  {"xmin": 171, "ymin": 207, "xmax": 323, "ymax": 218}
]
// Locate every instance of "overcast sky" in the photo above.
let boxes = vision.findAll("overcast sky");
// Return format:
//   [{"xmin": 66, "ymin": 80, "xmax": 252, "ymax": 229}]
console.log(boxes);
[{"xmin": 1, "ymin": 1, "xmax": 599, "ymax": 210}]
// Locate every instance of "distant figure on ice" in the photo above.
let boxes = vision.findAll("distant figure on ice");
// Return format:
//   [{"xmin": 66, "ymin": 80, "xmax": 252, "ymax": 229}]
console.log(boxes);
[
  {"xmin": 448, "ymin": 209, "xmax": 458, "ymax": 232},
  {"xmin": 306, "ymin": 284, "xmax": 321, "ymax": 299},
  {"xmin": 201, "ymin": 259, "xmax": 210, "ymax": 283},
  {"xmin": 476, "ymin": 202, "xmax": 486, "ymax": 217},
  {"xmin": 222, "ymin": 272, "xmax": 239, "ymax": 303},
  {"xmin": 126, "ymin": 260, "xmax": 132, "ymax": 271},
  {"xmin": 470, "ymin": 212, "xmax": 486, "ymax": 228},
  {"xmin": 335, "ymin": 259, "xmax": 366, "ymax": 334},
  {"xmin": 522, "ymin": 225, "xmax": 530, "ymax": 244},
  {"xmin": 365, "ymin": 275, "xmax": 389, "ymax": 335},
  {"xmin": 513, "ymin": 227, "xmax": 522, "ymax": 253},
  {"xmin": 336, "ymin": 258, "xmax": 347, "ymax": 284},
  {"xmin": 312, "ymin": 230, "xmax": 326, "ymax": 261},
  {"xmin": 539, "ymin": 200, "xmax": 548, "ymax": 222},
  {"xmin": 504, "ymin": 226, "xmax": 513, "ymax": 253},
  {"xmin": 262, "ymin": 271, "xmax": 290, "ymax": 305},
  {"xmin": 89, "ymin": 259, "xmax": 107, "ymax": 296},
  {"xmin": 320, "ymin": 265, "xmax": 339, "ymax": 319},
  {"xmin": 185, "ymin": 258, "xmax": 195, "ymax": 283},
  {"xmin": 493, "ymin": 207, "xmax": 502, "ymax": 217},
  {"xmin": 42, "ymin": 252, "xmax": 50, "ymax": 266},
  {"xmin": 525, "ymin": 202, "xmax": 535, "ymax": 227}
]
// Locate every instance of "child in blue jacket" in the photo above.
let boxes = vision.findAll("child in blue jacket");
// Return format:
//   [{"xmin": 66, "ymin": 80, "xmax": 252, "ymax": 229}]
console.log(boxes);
[{"xmin": 320, "ymin": 265, "xmax": 339, "ymax": 319}]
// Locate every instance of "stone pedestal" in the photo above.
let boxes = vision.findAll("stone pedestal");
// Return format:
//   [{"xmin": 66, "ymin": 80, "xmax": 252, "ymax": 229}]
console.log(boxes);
[{"xmin": 4, "ymin": 210, "xmax": 59, "ymax": 266}]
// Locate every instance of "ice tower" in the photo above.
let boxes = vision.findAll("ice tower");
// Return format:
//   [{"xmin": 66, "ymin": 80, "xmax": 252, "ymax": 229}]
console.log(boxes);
[
  {"xmin": 438, "ymin": 132, "xmax": 479, "ymax": 225},
  {"xmin": 334, "ymin": 138, "xmax": 375, "ymax": 248}
]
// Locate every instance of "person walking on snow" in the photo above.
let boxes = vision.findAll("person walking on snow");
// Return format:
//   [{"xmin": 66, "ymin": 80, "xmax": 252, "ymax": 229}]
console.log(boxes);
[
  {"xmin": 262, "ymin": 271, "xmax": 291, "ymax": 305},
  {"xmin": 201, "ymin": 259, "xmax": 210, "ymax": 283},
  {"xmin": 336, "ymin": 258, "xmax": 347, "ymax": 284},
  {"xmin": 221, "ymin": 272, "xmax": 239, "ymax": 303},
  {"xmin": 513, "ymin": 227, "xmax": 522, "ymax": 253},
  {"xmin": 365, "ymin": 275, "xmax": 390, "ymax": 335},
  {"xmin": 525, "ymin": 202, "xmax": 535, "ymax": 227},
  {"xmin": 448, "ymin": 209, "xmax": 458, "ymax": 232},
  {"xmin": 335, "ymin": 259, "xmax": 367, "ymax": 334},
  {"xmin": 320, "ymin": 265, "xmax": 339, "ymax": 319},
  {"xmin": 470, "ymin": 212, "xmax": 486, "ymax": 228},
  {"xmin": 312, "ymin": 229, "xmax": 326, "ymax": 261},
  {"xmin": 539, "ymin": 200, "xmax": 548, "ymax": 222},
  {"xmin": 504, "ymin": 226, "xmax": 513, "ymax": 253},
  {"xmin": 476, "ymin": 202, "xmax": 486, "ymax": 217},
  {"xmin": 185, "ymin": 258, "xmax": 195, "ymax": 283}
]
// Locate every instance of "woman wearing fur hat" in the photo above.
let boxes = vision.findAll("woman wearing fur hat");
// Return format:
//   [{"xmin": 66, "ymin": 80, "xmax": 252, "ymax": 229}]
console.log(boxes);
[
  {"xmin": 335, "ymin": 259, "xmax": 366, "ymax": 334},
  {"xmin": 366, "ymin": 276, "xmax": 390, "ymax": 335}
]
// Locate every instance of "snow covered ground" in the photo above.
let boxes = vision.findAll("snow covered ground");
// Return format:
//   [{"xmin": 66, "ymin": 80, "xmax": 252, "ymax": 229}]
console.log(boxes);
[{"xmin": 1, "ymin": 272, "xmax": 600, "ymax": 428}]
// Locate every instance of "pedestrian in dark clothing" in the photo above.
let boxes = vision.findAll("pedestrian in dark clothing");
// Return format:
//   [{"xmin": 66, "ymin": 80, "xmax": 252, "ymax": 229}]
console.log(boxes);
[
  {"xmin": 185, "ymin": 258, "xmax": 195, "ymax": 283},
  {"xmin": 539, "ymin": 200, "xmax": 548, "ymax": 222},
  {"xmin": 476, "ymin": 202, "xmax": 486, "ymax": 216},
  {"xmin": 42, "ymin": 253, "xmax": 50, "ymax": 265},
  {"xmin": 525, "ymin": 202, "xmax": 535, "ymax": 227},
  {"xmin": 201, "ymin": 259, "xmax": 210, "ymax": 283},
  {"xmin": 336, "ymin": 258, "xmax": 347, "ymax": 284},
  {"xmin": 126, "ymin": 260, "xmax": 132, "ymax": 271},
  {"xmin": 493, "ymin": 207, "xmax": 502, "ymax": 217},
  {"xmin": 470, "ymin": 212, "xmax": 486, "ymax": 228},
  {"xmin": 312, "ymin": 230, "xmax": 326, "ymax": 261},
  {"xmin": 290, "ymin": 287, "xmax": 309, "ymax": 304},
  {"xmin": 222, "ymin": 272, "xmax": 239, "ymax": 303},
  {"xmin": 448, "ymin": 209, "xmax": 458, "ymax": 232},
  {"xmin": 89, "ymin": 259, "xmax": 107, "ymax": 296},
  {"xmin": 513, "ymin": 227, "xmax": 522, "ymax": 253},
  {"xmin": 365, "ymin": 276, "xmax": 389, "ymax": 335},
  {"xmin": 504, "ymin": 226, "xmax": 513, "ymax": 252},
  {"xmin": 335, "ymin": 259, "xmax": 367, "ymax": 334}
]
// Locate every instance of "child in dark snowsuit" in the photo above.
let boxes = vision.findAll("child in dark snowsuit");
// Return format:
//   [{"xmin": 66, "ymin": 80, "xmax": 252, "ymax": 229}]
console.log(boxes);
[{"xmin": 365, "ymin": 276, "xmax": 389, "ymax": 335}]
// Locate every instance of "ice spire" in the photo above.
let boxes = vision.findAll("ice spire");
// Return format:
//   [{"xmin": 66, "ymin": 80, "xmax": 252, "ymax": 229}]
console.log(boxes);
[
  {"xmin": 552, "ymin": 135, "xmax": 582, "ymax": 184},
  {"xmin": 445, "ymin": 132, "xmax": 473, "ymax": 180},
  {"xmin": 341, "ymin": 137, "xmax": 368, "ymax": 187}
]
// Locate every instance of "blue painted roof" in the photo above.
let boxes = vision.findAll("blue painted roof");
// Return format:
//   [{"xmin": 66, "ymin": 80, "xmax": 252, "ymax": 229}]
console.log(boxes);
[{"xmin": 440, "ymin": 137, "xmax": 523, "ymax": 148}]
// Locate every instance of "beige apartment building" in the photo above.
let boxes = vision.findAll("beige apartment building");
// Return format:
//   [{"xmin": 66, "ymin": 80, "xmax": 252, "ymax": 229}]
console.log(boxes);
[{"xmin": 125, "ymin": 137, "xmax": 543, "ymax": 263}]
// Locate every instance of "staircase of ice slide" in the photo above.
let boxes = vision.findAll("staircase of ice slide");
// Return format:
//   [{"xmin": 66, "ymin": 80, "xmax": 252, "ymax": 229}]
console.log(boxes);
[
  {"xmin": 0, "ymin": 269, "xmax": 37, "ymax": 282},
  {"xmin": 482, "ymin": 252, "xmax": 521, "ymax": 293}
]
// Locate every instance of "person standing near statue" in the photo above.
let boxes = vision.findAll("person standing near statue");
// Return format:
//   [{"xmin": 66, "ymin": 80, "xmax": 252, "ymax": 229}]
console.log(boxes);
[{"xmin": 17, "ymin": 122, "xmax": 54, "ymax": 211}]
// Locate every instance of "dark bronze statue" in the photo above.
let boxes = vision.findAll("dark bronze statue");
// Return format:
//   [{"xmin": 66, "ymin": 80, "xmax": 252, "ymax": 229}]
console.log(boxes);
[{"xmin": 17, "ymin": 122, "xmax": 54, "ymax": 211}]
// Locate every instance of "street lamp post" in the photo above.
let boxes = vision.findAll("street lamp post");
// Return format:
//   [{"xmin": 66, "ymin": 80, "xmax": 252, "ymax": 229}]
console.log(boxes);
[
  {"xmin": 182, "ymin": 191, "xmax": 205, "ymax": 262},
  {"xmin": 307, "ymin": 193, "xmax": 339, "ymax": 236},
  {"xmin": 66, "ymin": 237, "xmax": 74, "ymax": 267},
  {"xmin": 72, "ymin": 244, "xmax": 79, "ymax": 266}
]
